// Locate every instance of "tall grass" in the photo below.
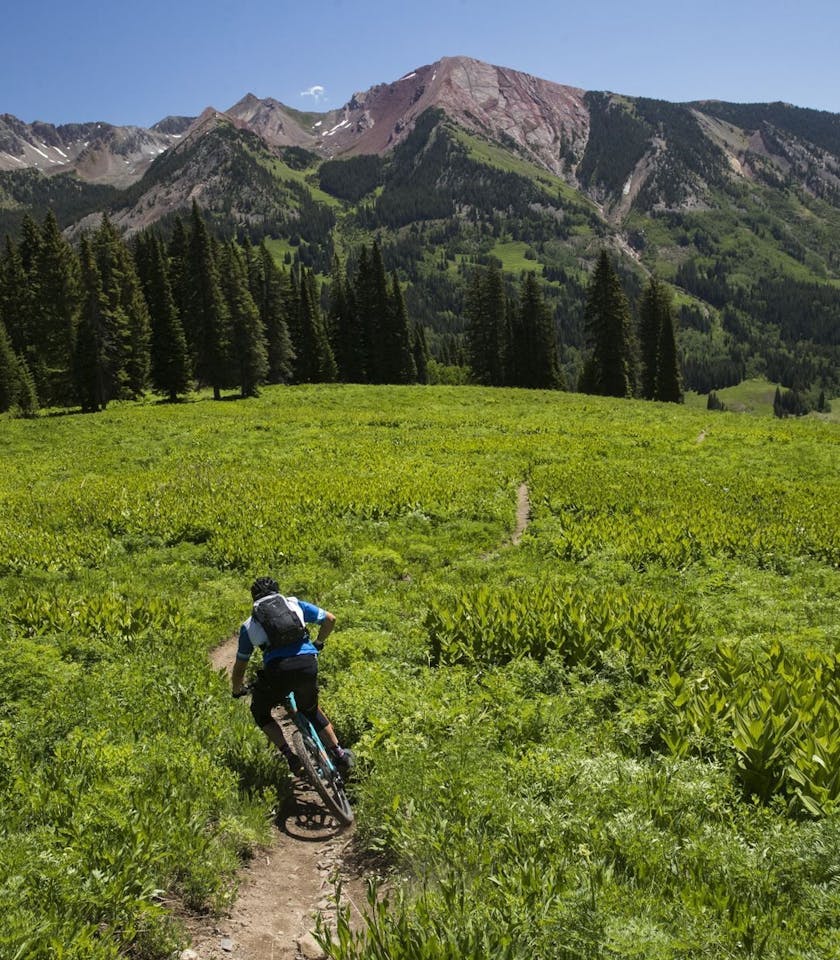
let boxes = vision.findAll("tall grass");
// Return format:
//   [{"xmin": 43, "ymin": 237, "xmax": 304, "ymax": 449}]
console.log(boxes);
[{"xmin": 1, "ymin": 384, "xmax": 838, "ymax": 957}]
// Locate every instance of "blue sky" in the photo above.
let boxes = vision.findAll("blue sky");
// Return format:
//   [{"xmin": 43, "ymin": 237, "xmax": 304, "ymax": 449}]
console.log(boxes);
[{"xmin": 4, "ymin": 0, "xmax": 839, "ymax": 127}]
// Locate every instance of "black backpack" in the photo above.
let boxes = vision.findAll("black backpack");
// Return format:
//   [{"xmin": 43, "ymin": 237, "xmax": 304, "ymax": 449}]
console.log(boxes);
[{"xmin": 252, "ymin": 594, "xmax": 306, "ymax": 649}]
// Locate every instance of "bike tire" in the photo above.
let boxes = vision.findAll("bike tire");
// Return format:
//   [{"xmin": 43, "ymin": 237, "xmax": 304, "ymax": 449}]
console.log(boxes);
[{"xmin": 292, "ymin": 728, "xmax": 354, "ymax": 826}]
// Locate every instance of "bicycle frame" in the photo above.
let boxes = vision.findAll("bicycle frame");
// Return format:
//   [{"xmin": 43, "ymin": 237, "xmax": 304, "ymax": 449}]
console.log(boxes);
[
  {"xmin": 283, "ymin": 690, "xmax": 339, "ymax": 777},
  {"xmin": 285, "ymin": 690, "xmax": 354, "ymax": 825},
  {"xmin": 235, "ymin": 682, "xmax": 353, "ymax": 824}
]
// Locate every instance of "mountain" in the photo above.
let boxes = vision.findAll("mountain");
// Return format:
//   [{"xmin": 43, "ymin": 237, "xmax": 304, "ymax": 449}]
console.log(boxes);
[
  {"xmin": 5, "ymin": 56, "xmax": 840, "ymax": 222},
  {"xmin": 2, "ymin": 55, "xmax": 840, "ymax": 397},
  {"xmin": 0, "ymin": 113, "xmax": 191, "ymax": 236},
  {"xmin": 0, "ymin": 114, "xmax": 186, "ymax": 186}
]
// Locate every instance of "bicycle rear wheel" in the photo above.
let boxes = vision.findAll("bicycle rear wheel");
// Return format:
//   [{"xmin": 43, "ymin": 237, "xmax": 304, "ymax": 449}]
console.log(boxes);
[{"xmin": 292, "ymin": 728, "xmax": 354, "ymax": 826}]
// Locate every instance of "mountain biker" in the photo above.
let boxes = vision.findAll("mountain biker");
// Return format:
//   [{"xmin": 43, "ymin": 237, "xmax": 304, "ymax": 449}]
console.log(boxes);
[{"xmin": 231, "ymin": 576, "xmax": 353, "ymax": 775}]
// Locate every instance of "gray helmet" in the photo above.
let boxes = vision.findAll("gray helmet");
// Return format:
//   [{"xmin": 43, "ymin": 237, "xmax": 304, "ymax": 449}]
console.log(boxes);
[{"xmin": 250, "ymin": 576, "xmax": 279, "ymax": 601}]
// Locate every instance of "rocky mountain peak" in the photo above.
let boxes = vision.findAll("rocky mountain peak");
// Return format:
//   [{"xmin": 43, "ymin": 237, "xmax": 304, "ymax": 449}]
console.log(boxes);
[
  {"xmin": 151, "ymin": 115, "xmax": 196, "ymax": 136},
  {"xmin": 0, "ymin": 112, "xmax": 184, "ymax": 186},
  {"xmin": 225, "ymin": 94, "xmax": 315, "ymax": 148},
  {"xmin": 295, "ymin": 56, "xmax": 589, "ymax": 174}
]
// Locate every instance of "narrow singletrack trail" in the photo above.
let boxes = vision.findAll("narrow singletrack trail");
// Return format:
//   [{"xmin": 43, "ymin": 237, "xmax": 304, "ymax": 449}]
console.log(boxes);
[
  {"xmin": 185, "ymin": 638, "xmax": 368, "ymax": 960},
  {"xmin": 188, "ymin": 484, "xmax": 531, "ymax": 958},
  {"xmin": 512, "ymin": 482, "xmax": 531, "ymax": 545}
]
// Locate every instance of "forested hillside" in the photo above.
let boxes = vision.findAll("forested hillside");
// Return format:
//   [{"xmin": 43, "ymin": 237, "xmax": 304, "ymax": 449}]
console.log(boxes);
[{"xmin": 2, "ymin": 88, "xmax": 840, "ymax": 407}]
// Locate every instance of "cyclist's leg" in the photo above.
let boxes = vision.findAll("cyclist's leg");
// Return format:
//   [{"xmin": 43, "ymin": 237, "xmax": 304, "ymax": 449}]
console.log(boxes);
[
  {"xmin": 250, "ymin": 668, "xmax": 298, "ymax": 765},
  {"xmin": 292, "ymin": 663, "xmax": 349, "ymax": 761},
  {"xmin": 290, "ymin": 664, "xmax": 332, "ymax": 736}
]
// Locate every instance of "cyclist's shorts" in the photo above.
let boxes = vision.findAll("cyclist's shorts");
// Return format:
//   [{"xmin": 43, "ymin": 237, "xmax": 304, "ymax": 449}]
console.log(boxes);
[{"xmin": 251, "ymin": 655, "xmax": 323, "ymax": 728}]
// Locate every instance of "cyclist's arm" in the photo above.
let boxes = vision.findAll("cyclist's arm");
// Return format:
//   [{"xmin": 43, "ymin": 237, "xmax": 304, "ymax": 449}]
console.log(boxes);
[
  {"xmin": 231, "ymin": 658, "xmax": 248, "ymax": 694},
  {"xmin": 315, "ymin": 610, "xmax": 336, "ymax": 646},
  {"xmin": 289, "ymin": 597, "xmax": 335, "ymax": 649},
  {"xmin": 231, "ymin": 623, "xmax": 253, "ymax": 695},
  {"xmin": 296, "ymin": 600, "xmax": 336, "ymax": 647}
]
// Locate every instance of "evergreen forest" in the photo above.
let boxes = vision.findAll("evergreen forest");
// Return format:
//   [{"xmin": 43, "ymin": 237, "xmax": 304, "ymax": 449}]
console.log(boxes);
[
  {"xmin": 2, "ymin": 102, "xmax": 839, "ymax": 413},
  {"xmin": 0, "ymin": 206, "xmax": 688, "ymax": 415}
]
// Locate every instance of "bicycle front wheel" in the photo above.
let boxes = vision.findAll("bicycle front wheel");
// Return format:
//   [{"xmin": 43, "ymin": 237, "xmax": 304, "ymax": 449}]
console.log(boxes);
[{"xmin": 292, "ymin": 729, "xmax": 354, "ymax": 826}]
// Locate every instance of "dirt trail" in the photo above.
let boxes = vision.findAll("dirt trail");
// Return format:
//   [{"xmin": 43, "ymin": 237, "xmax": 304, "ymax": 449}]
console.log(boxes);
[
  {"xmin": 188, "ymin": 486, "xmax": 532, "ymax": 958},
  {"xmin": 512, "ymin": 482, "xmax": 531, "ymax": 545},
  {"xmin": 186, "ymin": 638, "xmax": 369, "ymax": 960}
]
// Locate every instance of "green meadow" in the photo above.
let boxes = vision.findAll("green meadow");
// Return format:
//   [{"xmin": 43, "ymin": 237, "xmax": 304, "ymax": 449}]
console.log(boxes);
[{"xmin": 1, "ymin": 385, "xmax": 838, "ymax": 959}]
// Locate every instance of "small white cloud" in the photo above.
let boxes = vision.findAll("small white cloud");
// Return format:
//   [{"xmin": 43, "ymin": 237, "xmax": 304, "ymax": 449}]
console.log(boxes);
[{"xmin": 300, "ymin": 85, "xmax": 326, "ymax": 102}]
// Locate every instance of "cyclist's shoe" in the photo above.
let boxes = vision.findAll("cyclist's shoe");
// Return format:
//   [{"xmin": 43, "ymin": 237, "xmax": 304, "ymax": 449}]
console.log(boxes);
[
  {"xmin": 332, "ymin": 747, "xmax": 354, "ymax": 775},
  {"xmin": 279, "ymin": 749, "xmax": 302, "ymax": 775}
]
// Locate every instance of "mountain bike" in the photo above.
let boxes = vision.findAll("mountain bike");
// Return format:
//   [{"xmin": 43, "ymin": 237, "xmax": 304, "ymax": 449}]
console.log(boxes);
[{"xmin": 235, "ymin": 684, "xmax": 354, "ymax": 826}]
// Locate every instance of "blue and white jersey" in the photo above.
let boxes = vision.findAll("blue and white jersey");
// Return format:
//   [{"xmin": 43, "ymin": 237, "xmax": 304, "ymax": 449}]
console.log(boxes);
[{"xmin": 236, "ymin": 596, "xmax": 326, "ymax": 665}]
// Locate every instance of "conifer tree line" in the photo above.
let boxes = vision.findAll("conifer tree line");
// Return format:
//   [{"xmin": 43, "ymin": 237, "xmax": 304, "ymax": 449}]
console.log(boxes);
[
  {"xmin": 581, "ymin": 252, "xmax": 682, "ymax": 403},
  {"xmin": 1, "ymin": 210, "xmax": 679, "ymax": 416},
  {"xmin": 772, "ymin": 384, "xmax": 830, "ymax": 418},
  {"xmin": 466, "ymin": 250, "xmax": 683, "ymax": 403},
  {"xmin": 465, "ymin": 264, "xmax": 564, "ymax": 389},
  {"xmin": 0, "ymin": 204, "xmax": 430, "ymax": 415}
]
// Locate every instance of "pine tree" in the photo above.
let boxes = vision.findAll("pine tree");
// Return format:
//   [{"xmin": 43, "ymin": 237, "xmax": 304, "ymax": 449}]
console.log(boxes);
[
  {"xmin": 412, "ymin": 321, "xmax": 430, "ymax": 384},
  {"xmin": 505, "ymin": 293, "xmax": 523, "ymax": 387},
  {"xmin": 92, "ymin": 215, "xmax": 152, "ymax": 399},
  {"xmin": 465, "ymin": 268, "xmax": 490, "ymax": 383},
  {"xmin": 638, "ymin": 277, "xmax": 663, "ymax": 400},
  {"xmin": 13, "ymin": 353, "xmax": 39, "ymax": 418},
  {"xmin": 296, "ymin": 269, "xmax": 337, "ymax": 383},
  {"xmin": 0, "ymin": 237, "xmax": 30, "ymax": 358},
  {"xmin": 0, "ymin": 319, "xmax": 16, "ymax": 412},
  {"xmin": 125, "ymin": 292, "xmax": 152, "ymax": 399},
  {"xmin": 17, "ymin": 214, "xmax": 41, "ymax": 276},
  {"xmin": 221, "ymin": 241, "xmax": 268, "ymax": 397},
  {"xmin": 581, "ymin": 250, "xmax": 634, "ymax": 398},
  {"xmin": 327, "ymin": 254, "xmax": 364, "ymax": 382},
  {"xmin": 639, "ymin": 277, "xmax": 683, "ymax": 403},
  {"xmin": 384, "ymin": 272, "xmax": 417, "ymax": 383},
  {"xmin": 31, "ymin": 211, "xmax": 80, "ymax": 406},
  {"xmin": 284, "ymin": 266, "xmax": 302, "ymax": 359},
  {"xmin": 485, "ymin": 263, "xmax": 508, "ymax": 386},
  {"xmin": 184, "ymin": 203, "xmax": 232, "ymax": 399},
  {"xmin": 708, "ymin": 390, "xmax": 726, "ymax": 412},
  {"xmin": 12, "ymin": 216, "xmax": 46, "ymax": 400},
  {"xmin": 653, "ymin": 287, "xmax": 683, "ymax": 403},
  {"xmin": 464, "ymin": 269, "xmax": 490, "ymax": 383},
  {"xmin": 256, "ymin": 242, "xmax": 295, "ymax": 383},
  {"xmin": 90, "ymin": 216, "xmax": 130, "ymax": 401},
  {"xmin": 74, "ymin": 235, "xmax": 108, "ymax": 412},
  {"xmin": 351, "ymin": 246, "xmax": 376, "ymax": 382},
  {"xmin": 353, "ymin": 242, "xmax": 390, "ymax": 383},
  {"xmin": 326, "ymin": 255, "xmax": 347, "ymax": 376},
  {"xmin": 167, "ymin": 216, "xmax": 190, "ymax": 339},
  {"xmin": 517, "ymin": 272, "xmax": 563, "ymax": 389},
  {"xmin": 466, "ymin": 264, "xmax": 507, "ymax": 386},
  {"xmin": 368, "ymin": 242, "xmax": 390, "ymax": 382},
  {"xmin": 139, "ymin": 234, "xmax": 192, "ymax": 401}
]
